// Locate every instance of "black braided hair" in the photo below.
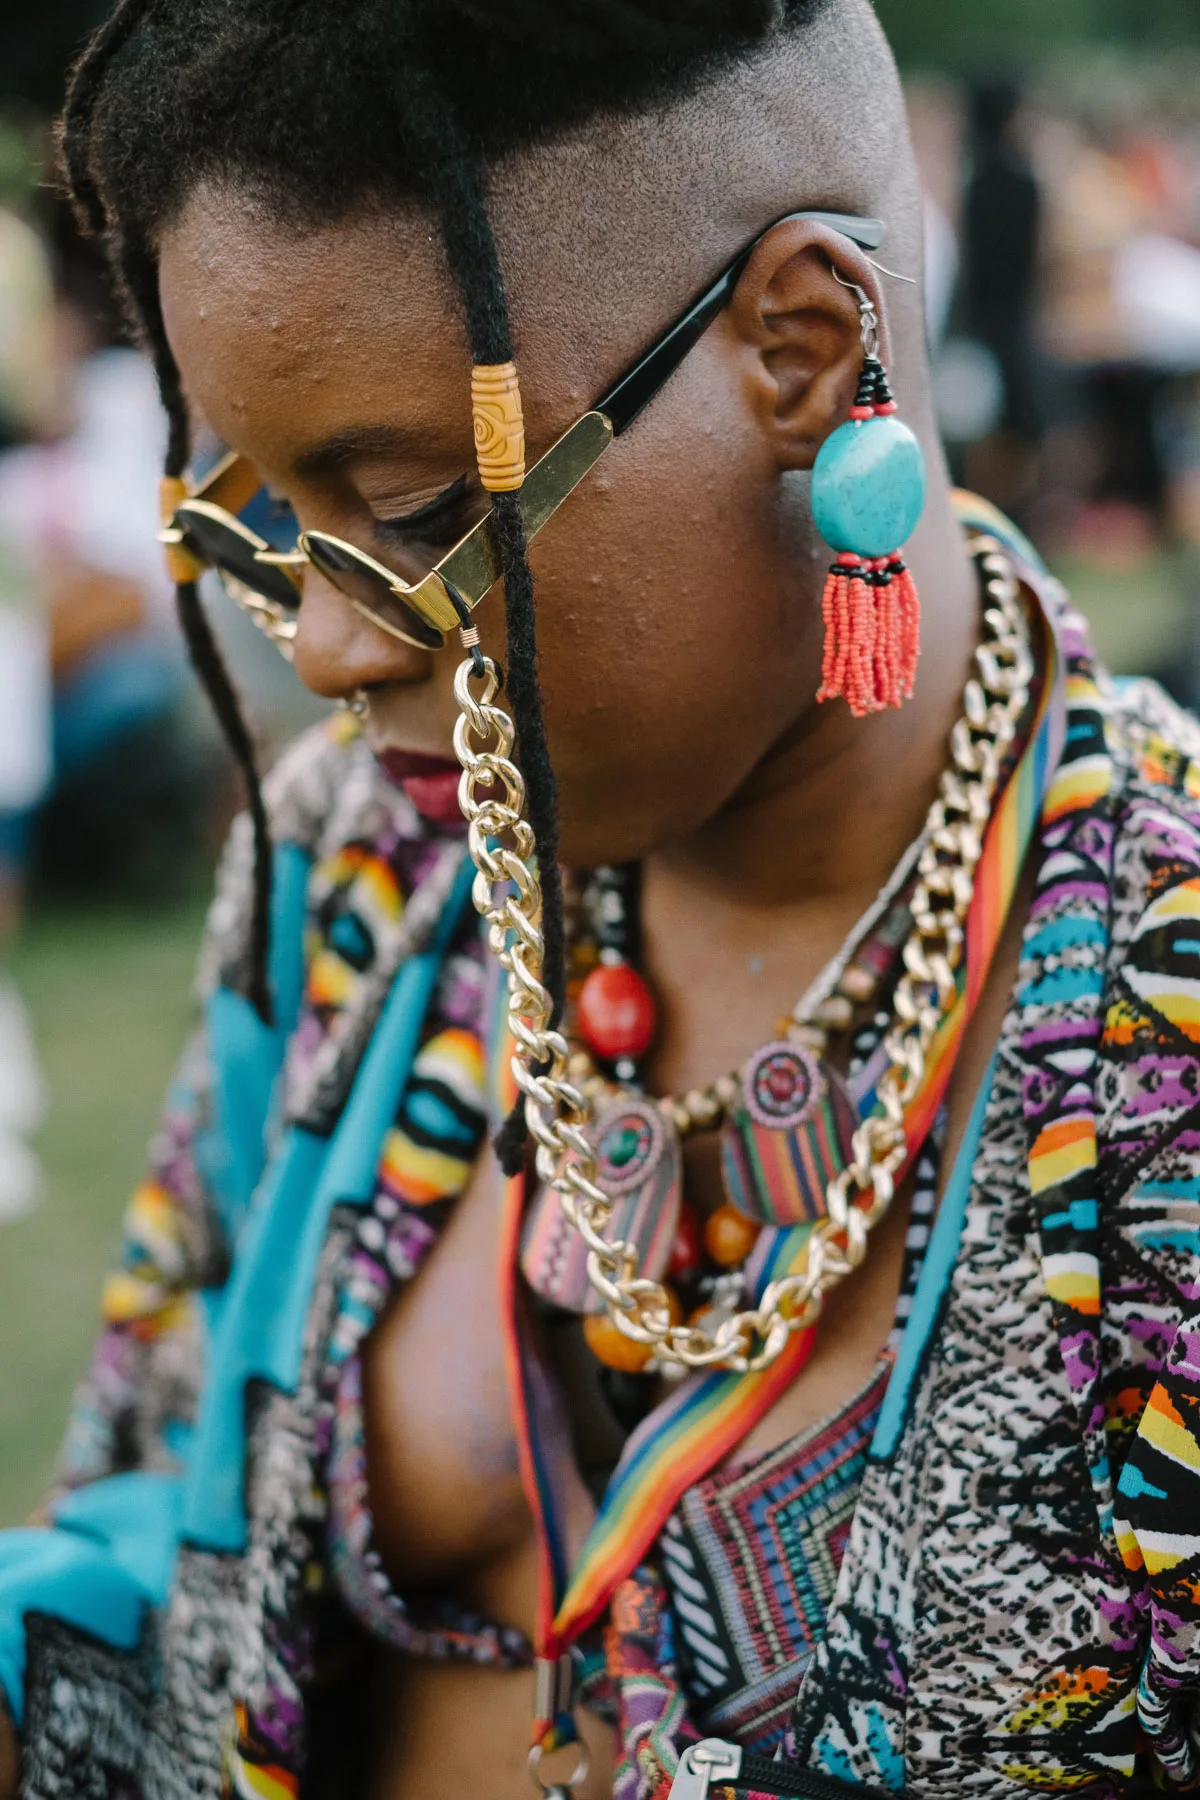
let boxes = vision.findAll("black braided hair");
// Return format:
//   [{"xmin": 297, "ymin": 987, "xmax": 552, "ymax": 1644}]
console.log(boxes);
[
  {"xmin": 59, "ymin": 0, "xmax": 830, "ymax": 1124},
  {"xmin": 121, "ymin": 217, "xmax": 277, "ymax": 1023}
]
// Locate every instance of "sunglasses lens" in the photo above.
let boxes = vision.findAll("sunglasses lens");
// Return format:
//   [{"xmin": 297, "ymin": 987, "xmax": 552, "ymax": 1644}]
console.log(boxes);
[
  {"xmin": 177, "ymin": 508, "xmax": 300, "ymax": 610},
  {"xmin": 303, "ymin": 536, "xmax": 444, "ymax": 650}
]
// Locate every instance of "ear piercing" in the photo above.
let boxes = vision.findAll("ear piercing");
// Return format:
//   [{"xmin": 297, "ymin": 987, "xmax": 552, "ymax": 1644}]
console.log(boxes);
[{"xmin": 811, "ymin": 272, "xmax": 927, "ymax": 718}]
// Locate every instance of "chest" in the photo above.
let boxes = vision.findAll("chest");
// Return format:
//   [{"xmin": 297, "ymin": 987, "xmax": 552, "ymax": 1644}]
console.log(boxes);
[{"xmin": 358, "ymin": 1145, "xmax": 914, "ymax": 1624}]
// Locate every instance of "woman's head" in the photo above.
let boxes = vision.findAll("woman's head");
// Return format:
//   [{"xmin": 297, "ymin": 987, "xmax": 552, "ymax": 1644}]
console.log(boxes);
[{"xmin": 61, "ymin": 0, "xmax": 929, "ymax": 1009}]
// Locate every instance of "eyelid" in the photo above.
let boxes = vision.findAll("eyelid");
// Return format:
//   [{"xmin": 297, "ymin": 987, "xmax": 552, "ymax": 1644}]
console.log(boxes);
[{"xmin": 376, "ymin": 473, "xmax": 471, "ymax": 534}]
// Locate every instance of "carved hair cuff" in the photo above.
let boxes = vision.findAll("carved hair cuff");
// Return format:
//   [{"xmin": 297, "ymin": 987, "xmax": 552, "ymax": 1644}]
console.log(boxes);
[{"xmin": 471, "ymin": 362, "xmax": 526, "ymax": 492}]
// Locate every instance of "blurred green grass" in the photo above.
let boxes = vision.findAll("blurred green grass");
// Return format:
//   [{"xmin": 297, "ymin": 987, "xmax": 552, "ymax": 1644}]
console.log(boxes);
[
  {"xmin": 0, "ymin": 903, "xmax": 204, "ymax": 1523},
  {"xmin": 0, "ymin": 554, "xmax": 1195, "ymax": 1524}
]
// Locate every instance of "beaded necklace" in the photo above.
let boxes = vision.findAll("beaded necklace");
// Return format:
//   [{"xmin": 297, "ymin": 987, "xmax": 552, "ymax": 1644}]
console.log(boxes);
[{"xmin": 518, "ymin": 849, "xmax": 923, "ymax": 1372}]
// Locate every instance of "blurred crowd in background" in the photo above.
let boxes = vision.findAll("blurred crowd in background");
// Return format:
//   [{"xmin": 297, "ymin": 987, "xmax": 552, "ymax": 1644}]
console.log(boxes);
[{"xmin": 0, "ymin": 8, "xmax": 1197, "ymax": 1233}]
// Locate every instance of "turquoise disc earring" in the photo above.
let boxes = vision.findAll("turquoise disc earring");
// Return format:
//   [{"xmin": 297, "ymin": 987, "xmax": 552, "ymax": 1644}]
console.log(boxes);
[{"xmin": 811, "ymin": 282, "xmax": 927, "ymax": 718}]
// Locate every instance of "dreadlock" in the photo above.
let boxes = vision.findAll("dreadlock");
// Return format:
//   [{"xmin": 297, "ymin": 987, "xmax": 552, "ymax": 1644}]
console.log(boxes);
[{"xmin": 59, "ymin": 0, "xmax": 830, "ymax": 1147}]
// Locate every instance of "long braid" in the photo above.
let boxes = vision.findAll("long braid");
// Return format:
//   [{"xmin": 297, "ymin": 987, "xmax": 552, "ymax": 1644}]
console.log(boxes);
[
  {"xmin": 63, "ymin": 7, "xmax": 277, "ymax": 1024},
  {"xmin": 398, "ymin": 55, "xmax": 566, "ymax": 1169},
  {"xmin": 118, "ymin": 237, "xmax": 275, "ymax": 1023},
  {"xmin": 172, "ymin": 575, "xmax": 276, "ymax": 1026}
]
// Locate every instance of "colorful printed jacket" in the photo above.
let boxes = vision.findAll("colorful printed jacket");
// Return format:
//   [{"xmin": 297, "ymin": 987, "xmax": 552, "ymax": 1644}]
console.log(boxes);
[{"xmin": 1, "ymin": 523, "xmax": 1200, "ymax": 1798}]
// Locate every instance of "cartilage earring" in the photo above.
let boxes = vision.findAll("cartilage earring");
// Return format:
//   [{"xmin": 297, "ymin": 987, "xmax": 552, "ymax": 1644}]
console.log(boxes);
[{"xmin": 812, "ymin": 279, "xmax": 926, "ymax": 718}]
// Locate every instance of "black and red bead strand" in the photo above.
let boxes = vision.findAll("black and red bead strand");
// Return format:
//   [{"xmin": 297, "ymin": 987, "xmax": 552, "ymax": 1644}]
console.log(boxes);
[
  {"xmin": 576, "ymin": 866, "xmax": 704, "ymax": 1292},
  {"xmin": 576, "ymin": 864, "xmax": 656, "ymax": 1084}
]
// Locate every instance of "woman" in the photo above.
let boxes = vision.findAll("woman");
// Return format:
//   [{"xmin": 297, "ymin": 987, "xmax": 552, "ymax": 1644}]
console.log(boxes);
[{"xmin": 1, "ymin": 1, "xmax": 1198, "ymax": 1796}]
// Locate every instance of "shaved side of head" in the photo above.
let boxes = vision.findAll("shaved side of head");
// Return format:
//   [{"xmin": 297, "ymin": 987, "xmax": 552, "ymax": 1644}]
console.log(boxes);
[{"xmin": 486, "ymin": 0, "xmax": 930, "ymax": 452}]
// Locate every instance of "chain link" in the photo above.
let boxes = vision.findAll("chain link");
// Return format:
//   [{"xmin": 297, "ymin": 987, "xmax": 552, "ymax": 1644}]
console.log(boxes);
[{"xmin": 453, "ymin": 535, "xmax": 1033, "ymax": 1372}]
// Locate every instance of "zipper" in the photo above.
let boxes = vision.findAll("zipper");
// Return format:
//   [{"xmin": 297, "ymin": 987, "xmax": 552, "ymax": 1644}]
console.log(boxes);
[
  {"xmin": 668, "ymin": 1738, "xmax": 897, "ymax": 1800},
  {"xmin": 669, "ymin": 1741, "xmax": 743, "ymax": 1800}
]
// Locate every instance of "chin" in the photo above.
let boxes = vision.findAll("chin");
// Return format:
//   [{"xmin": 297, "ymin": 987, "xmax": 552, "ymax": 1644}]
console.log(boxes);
[{"xmin": 554, "ymin": 793, "xmax": 685, "ymax": 872}]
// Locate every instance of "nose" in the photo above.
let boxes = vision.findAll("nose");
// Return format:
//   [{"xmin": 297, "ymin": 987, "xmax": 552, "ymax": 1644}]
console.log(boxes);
[{"xmin": 290, "ymin": 566, "xmax": 437, "ymax": 699}]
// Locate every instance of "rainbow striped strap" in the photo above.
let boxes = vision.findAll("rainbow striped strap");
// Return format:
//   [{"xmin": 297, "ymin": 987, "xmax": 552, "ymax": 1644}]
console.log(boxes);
[{"xmin": 495, "ymin": 578, "xmax": 1066, "ymax": 1732}]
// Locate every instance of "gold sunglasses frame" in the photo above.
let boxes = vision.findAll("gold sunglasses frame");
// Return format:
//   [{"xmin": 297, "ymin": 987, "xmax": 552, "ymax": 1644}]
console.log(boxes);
[
  {"xmin": 163, "ymin": 411, "xmax": 614, "ymax": 654},
  {"xmin": 161, "ymin": 452, "xmax": 304, "ymax": 654},
  {"xmin": 302, "ymin": 408, "xmax": 613, "ymax": 646},
  {"xmin": 162, "ymin": 209, "xmax": 883, "ymax": 655}
]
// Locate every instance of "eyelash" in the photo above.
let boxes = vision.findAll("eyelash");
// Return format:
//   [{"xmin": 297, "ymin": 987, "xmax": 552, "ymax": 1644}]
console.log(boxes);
[{"xmin": 375, "ymin": 475, "xmax": 471, "ymax": 545}]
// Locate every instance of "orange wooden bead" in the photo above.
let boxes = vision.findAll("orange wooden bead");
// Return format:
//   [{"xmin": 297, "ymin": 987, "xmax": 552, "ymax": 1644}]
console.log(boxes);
[
  {"xmin": 471, "ymin": 361, "xmax": 525, "ymax": 492},
  {"xmin": 583, "ymin": 1288, "xmax": 682, "ymax": 1371},
  {"xmin": 582, "ymin": 1315, "xmax": 653, "ymax": 1373},
  {"xmin": 703, "ymin": 1203, "xmax": 761, "ymax": 1268}
]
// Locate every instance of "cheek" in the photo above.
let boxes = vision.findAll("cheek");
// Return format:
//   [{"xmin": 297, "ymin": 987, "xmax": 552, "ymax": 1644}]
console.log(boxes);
[{"xmin": 521, "ymin": 408, "xmax": 817, "ymax": 862}]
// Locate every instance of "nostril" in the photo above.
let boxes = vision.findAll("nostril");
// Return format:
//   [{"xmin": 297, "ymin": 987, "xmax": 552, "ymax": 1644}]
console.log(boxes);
[{"xmin": 290, "ymin": 571, "xmax": 435, "ymax": 699}]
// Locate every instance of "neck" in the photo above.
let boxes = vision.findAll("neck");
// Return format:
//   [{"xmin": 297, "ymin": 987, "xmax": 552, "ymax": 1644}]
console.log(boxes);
[{"xmin": 644, "ymin": 471, "xmax": 978, "ymax": 939}]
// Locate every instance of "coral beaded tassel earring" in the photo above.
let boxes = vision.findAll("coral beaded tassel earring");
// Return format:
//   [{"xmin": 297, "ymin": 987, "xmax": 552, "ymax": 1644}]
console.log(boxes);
[{"xmin": 812, "ymin": 273, "xmax": 927, "ymax": 718}]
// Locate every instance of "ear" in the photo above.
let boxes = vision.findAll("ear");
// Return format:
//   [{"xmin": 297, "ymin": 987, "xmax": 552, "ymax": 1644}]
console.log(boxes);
[{"xmin": 725, "ymin": 218, "xmax": 891, "ymax": 472}]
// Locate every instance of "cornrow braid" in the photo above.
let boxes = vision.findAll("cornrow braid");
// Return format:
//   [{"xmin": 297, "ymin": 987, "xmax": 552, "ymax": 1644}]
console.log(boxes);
[{"xmin": 57, "ymin": 0, "xmax": 150, "ymax": 235}]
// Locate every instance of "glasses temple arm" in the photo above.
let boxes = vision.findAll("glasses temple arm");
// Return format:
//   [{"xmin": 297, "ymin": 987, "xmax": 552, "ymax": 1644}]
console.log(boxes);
[{"xmin": 593, "ymin": 210, "xmax": 885, "ymax": 438}]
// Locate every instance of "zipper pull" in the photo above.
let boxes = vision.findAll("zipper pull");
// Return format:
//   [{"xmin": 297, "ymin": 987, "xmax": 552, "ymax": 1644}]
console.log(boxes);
[{"xmin": 668, "ymin": 1738, "xmax": 743, "ymax": 1799}]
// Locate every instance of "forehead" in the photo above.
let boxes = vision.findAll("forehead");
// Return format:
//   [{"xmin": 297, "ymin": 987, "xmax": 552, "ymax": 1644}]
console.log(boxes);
[
  {"xmin": 158, "ymin": 188, "xmax": 476, "ymax": 456},
  {"xmin": 157, "ymin": 155, "xmax": 720, "ymax": 469}
]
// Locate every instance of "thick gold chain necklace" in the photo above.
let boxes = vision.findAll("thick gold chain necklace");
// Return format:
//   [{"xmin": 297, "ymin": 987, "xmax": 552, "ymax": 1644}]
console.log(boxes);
[
  {"xmin": 562, "ymin": 817, "xmax": 927, "ymax": 1143},
  {"xmin": 453, "ymin": 535, "xmax": 1033, "ymax": 1373}
]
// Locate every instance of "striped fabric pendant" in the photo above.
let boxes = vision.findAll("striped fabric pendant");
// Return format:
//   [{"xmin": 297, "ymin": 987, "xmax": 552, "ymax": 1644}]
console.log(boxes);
[
  {"xmin": 520, "ymin": 1095, "xmax": 681, "ymax": 1313},
  {"xmin": 720, "ymin": 1041, "xmax": 858, "ymax": 1226}
]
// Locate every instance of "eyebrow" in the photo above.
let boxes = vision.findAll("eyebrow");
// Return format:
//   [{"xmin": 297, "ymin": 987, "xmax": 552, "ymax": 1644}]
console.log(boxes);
[{"xmin": 291, "ymin": 422, "xmax": 425, "ymax": 479}]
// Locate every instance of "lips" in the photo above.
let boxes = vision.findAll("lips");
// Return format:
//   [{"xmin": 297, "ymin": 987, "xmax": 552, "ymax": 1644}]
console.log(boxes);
[
  {"xmin": 379, "ymin": 749, "xmax": 461, "ymax": 783},
  {"xmin": 377, "ymin": 749, "xmax": 466, "ymax": 825}
]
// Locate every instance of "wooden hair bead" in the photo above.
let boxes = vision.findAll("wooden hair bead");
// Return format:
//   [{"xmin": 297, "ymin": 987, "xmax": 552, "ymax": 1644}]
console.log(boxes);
[
  {"xmin": 471, "ymin": 361, "xmax": 526, "ymax": 492},
  {"xmin": 158, "ymin": 476, "xmax": 206, "ymax": 584}
]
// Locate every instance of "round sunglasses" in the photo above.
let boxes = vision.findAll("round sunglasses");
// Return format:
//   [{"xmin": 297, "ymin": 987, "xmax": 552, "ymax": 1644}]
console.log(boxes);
[
  {"xmin": 170, "ymin": 491, "xmax": 447, "ymax": 652},
  {"xmin": 163, "ymin": 210, "xmax": 885, "ymax": 656}
]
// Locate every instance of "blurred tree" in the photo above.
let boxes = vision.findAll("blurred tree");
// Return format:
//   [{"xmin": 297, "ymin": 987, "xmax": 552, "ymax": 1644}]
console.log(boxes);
[
  {"xmin": 0, "ymin": 0, "xmax": 1197, "ymax": 106},
  {"xmin": 0, "ymin": 2, "xmax": 108, "ymax": 111},
  {"xmin": 876, "ymin": 0, "xmax": 1199, "ymax": 67}
]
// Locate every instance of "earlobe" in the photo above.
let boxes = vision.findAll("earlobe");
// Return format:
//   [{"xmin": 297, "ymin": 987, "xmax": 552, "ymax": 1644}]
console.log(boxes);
[{"xmin": 726, "ymin": 221, "xmax": 888, "ymax": 473}]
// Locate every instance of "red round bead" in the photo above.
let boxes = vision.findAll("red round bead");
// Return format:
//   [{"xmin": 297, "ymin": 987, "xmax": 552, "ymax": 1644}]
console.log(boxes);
[
  {"xmin": 576, "ymin": 962, "xmax": 657, "ymax": 1062},
  {"xmin": 666, "ymin": 1206, "xmax": 704, "ymax": 1281}
]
